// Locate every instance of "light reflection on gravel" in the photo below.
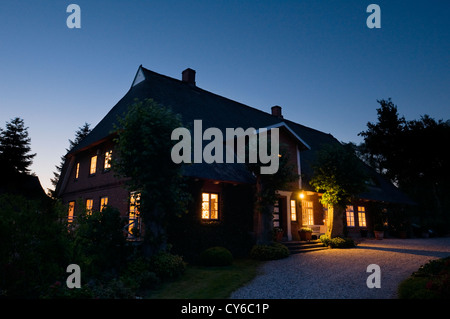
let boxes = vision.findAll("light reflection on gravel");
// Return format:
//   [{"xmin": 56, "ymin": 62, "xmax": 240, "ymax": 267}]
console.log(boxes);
[{"xmin": 230, "ymin": 238, "xmax": 450, "ymax": 299}]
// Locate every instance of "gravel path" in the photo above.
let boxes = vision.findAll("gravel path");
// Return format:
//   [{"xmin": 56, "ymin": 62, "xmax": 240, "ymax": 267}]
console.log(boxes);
[{"xmin": 230, "ymin": 237, "xmax": 450, "ymax": 299}]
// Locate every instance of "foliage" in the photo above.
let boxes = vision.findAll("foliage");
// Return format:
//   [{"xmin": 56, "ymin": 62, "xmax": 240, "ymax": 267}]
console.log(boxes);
[
  {"xmin": 250, "ymin": 242, "xmax": 290, "ymax": 260},
  {"xmin": 310, "ymin": 143, "xmax": 367, "ymax": 237},
  {"xmin": 70, "ymin": 206, "xmax": 129, "ymax": 278},
  {"xmin": 300, "ymin": 227, "xmax": 313, "ymax": 233},
  {"xmin": 319, "ymin": 234, "xmax": 331, "ymax": 247},
  {"xmin": 310, "ymin": 143, "xmax": 367, "ymax": 209},
  {"xmin": 398, "ymin": 257, "xmax": 450, "ymax": 299},
  {"xmin": 199, "ymin": 246, "xmax": 234, "ymax": 266},
  {"xmin": 113, "ymin": 98, "xmax": 191, "ymax": 256},
  {"xmin": 0, "ymin": 117, "xmax": 36, "ymax": 175},
  {"xmin": 149, "ymin": 251, "xmax": 186, "ymax": 280},
  {"xmin": 319, "ymin": 234, "xmax": 356, "ymax": 248},
  {"xmin": 41, "ymin": 281, "xmax": 94, "ymax": 299},
  {"xmin": 0, "ymin": 194, "xmax": 71, "ymax": 298},
  {"xmin": 120, "ymin": 257, "xmax": 160, "ymax": 291},
  {"xmin": 358, "ymin": 98, "xmax": 450, "ymax": 232}
]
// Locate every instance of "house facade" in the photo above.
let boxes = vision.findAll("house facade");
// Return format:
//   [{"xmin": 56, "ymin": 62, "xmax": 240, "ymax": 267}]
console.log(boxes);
[{"xmin": 56, "ymin": 65, "xmax": 413, "ymax": 256}]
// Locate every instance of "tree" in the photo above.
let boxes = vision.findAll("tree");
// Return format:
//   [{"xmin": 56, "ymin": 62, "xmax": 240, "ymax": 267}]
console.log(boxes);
[
  {"xmin": 358, "ymin": 98, "xmax": 406, "ymax": 184},
  {"xmin": 359, "ymin": 99, "xmax": 450, "ymax": 232},
  {"xmin": 113, "ymin": 99, "xmax": 190, "ymax": 257},
  {"xmin": 310, "ymin": 143, "xmax": 367, "ymax": 238},
  {"xmin": 50, "ymin": 123, "xmax": 91, "ymax": 195},
  {"xmin": 0, "ymin": 117, "xmax": 36, "ymax": 176}
]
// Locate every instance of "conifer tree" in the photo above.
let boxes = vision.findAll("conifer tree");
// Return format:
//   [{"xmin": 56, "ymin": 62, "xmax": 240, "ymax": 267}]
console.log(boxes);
[
  {"xmin": 0, "ymin": 117, "xmax": 36, "ymax": 176},
  {"xmin": 50, "ymin": 122, "xmax": 91, "ymax": 194}
]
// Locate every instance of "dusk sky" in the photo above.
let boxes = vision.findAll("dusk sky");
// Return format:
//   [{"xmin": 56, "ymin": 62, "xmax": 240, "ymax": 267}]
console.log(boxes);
[{"xmin": 0, "ymin": 0, "xmax": 449, "ymax": 193}]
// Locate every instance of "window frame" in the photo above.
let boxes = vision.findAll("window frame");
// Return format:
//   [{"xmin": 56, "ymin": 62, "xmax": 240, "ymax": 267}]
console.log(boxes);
[
  {"xmin": 290, "ymin": 199, "xmax": 297, "ymax": 221},
  {"xmin": 346, "ymin": 205, "xmax": 355, "ymax": 227},
  {"xmin": 201, "ymin": 192, "xmax": 219, "ymax": 221},
  {"xmin": 100, "ymin": 196, "xmax": 108, "ymax": 211},
  {"xmin": 104, "ymin": 150, "xmax": 112, "ymax": 171},
  {"xmin": 75, "ymin": 162, "xmax": 80, "ymax": 180},
  {"xmin": 89, "ymin": 155, "xmax": 97, "ymax": 175},
  {"xmin": 68, "ymin": 201, "xmax": 75, "ymax": 223},
  {"xmin": 301, "ymin": 200, "xmax": 314, "ymax": 226},
  {"xmin": 86, "ymin": 198, "xmax": 93, "ymax": 214},
  {"xmin": 127, "ymin": 192, "xmax": 141, "ymax": 240},
  {"xmin": 358, "ymin": 206, "xmax": 367, "ymax": 227}
]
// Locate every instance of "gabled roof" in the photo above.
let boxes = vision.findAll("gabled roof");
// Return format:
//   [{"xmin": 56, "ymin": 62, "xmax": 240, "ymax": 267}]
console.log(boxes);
[
  {"xmin": 69, "ymin": 65, "xmax": 312, "ymax": 155},
  {"xmin": 65, "ymin": 65, "xmax": 413, "ymax": 204}
]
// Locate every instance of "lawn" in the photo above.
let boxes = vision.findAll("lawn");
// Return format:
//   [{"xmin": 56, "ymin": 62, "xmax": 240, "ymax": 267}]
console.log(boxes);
[{"xmin": 146, "ymin": 259, "xmax": 261, "ymax": 299}]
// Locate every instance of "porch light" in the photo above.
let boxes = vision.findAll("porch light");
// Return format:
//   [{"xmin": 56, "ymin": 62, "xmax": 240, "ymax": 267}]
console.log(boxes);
[{"xmin": 299, "ymin": 192, "xmax": 305, "ymax": 199}]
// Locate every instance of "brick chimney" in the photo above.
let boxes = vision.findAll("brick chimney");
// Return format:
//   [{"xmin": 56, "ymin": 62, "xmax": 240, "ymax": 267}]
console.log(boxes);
[
  {"xmin": 182, "ymin": 68, "xmax": 196, "ymax": 86},
  {"xmin": 271, "ymin": 105, "xmax": 283, "ymax": 118}
]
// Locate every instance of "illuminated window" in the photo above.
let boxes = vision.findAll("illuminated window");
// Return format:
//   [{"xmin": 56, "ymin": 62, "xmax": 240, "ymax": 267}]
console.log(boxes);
[
  {"xmin": 358, "ymin": 206, "xmax": 367, "ymax": 227},
  {"xmin": 90, "ymin": 156, "xmax": 97, "ymax": 175},
  {"xmin": 128, "ymin": 192, "xmax": 141, "ymax": 240},
  {"xmin": 86, "ymin": 199, "xmax": 93, "ymax": 214},
  {"xmin": 100, "ymin": 196, "xmax": 108, "ymax": 211},
  {"xmin": 75, "ymin": 163, "xmax": 80, "ymax": 179},
  {"xmin": 104, "ymin": 150, "xmax": 112, "ymax": 170},
  {"xmin": 68, "ymin": 201, "xmax": 75, "ymax": 223},
  {"xmin": 201, "ymin": 193, "xmax": 219, "ymax": 220},
  {"xmin": 290, "ymin": 200, "xmax": 297, "ymax": 221},
  {"xmin": 346, "ymin": 205, "xmax": 355, "ymax": 227},
  {"xmin": 301, "ymin": 200, "xmax": 314, "ymax": 225}
]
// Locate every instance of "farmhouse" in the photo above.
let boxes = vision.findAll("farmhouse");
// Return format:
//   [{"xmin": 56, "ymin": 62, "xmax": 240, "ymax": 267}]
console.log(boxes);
[{"xmin": 56, "ymin": 65, "xmax": 413, "ymax": 256}]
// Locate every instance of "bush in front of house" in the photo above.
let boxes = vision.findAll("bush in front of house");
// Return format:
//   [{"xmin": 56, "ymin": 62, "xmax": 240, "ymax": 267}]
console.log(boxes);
[
  {"xmin": 250, "ymin": 242, "xmax": 290, "ymax": 260},
  {"xmin": 319, "ymin": 235, "xmax": 356, "ymax": 248},
  {"xmin": 398, "ymin": 256, "xmax": 450, "ymax": 299},
  {"xmin": 199, "ymin": 246, "xmax": 233, "ymax": 266},
  {"xmin": 319, "ymin": 234, "xmax": 331, "ymax": 247},
  {"xmin": 149, "ymin": 251, "xmax": 186, "ymax": 280}
]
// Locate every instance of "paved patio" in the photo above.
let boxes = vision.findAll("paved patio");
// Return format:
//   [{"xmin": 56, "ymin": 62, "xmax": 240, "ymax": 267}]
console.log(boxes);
[{"xmin": 230, "ymin": 237, "xmax": 450, "ymax": 299}]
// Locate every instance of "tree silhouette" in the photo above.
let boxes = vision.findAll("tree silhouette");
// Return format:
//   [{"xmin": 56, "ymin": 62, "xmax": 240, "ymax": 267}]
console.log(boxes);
[
  {"xmin": 358, "ymin": 99, "xmax": 450, "ymax": 233},
  {"xmin": 0, "ymin": 117, "xmax": 36, "ymax": 176},
  {"xmin": 50, "ymin": 122, "xmax": 91, "ymax": 194}
]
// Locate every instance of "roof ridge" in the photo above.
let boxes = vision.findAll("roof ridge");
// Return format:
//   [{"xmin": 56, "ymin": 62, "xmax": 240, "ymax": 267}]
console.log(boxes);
[
  {"xmin": 140, "ymin": 65, "xmax": 340, "ymax": 141},
  {"xmin": 140, "ymin": 66, "xmax": 282, "ymax": 121}
]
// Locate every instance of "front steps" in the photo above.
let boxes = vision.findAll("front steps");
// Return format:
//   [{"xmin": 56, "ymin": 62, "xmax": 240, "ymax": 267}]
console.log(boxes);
[{"xmin": 283, "ymin": 240, "xmax": 327, "ymax": 254}]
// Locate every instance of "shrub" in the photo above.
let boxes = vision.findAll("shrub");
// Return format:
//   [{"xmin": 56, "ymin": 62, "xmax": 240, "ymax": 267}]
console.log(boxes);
[
  {"xmin": 149, "ymin": 252, "xmax": 186, "ymax": 279},
  {"xmin": 250, "ymin": 242, "xmax": 290, "ymax": 260},
  {"xmin": 121, "ymin": 257, "xmax": 160, "ymax": 291},
  {"xmin": 199, "ymin": 247, "xmax": 233, "ymax": 266},
  {"xmin": 41, "ymin": 281, "xmax": 94, "ymax": 299},
  {"xmin": 398, "ymin": 257, "xmax": 450, "ymax": 299},
  {"xmin": 71, "ymin": 206, "xmax": 128, "ymax": 278},
  {"xmin": 319, "ymin": 234, "xmax": 331, "ymax": 247},
  {"xmin": 319, "ymin": 235, "xmax": 356, "ymax": 248},
  {"xmin": 90, "ymin": 278, "xmax": 136, "ymax": 299}
]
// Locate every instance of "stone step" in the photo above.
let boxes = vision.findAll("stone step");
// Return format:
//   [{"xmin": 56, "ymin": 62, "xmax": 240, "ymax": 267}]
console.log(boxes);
[{"xmin": 283, "ymin": 240, "xmax": 327, "ymax": 254}]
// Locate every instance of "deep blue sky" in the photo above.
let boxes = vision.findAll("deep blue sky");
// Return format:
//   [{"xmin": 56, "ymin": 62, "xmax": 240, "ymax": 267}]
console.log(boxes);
[{"xmin": 0, "ymin": 0, "xmax": 449, "ymax": 192}]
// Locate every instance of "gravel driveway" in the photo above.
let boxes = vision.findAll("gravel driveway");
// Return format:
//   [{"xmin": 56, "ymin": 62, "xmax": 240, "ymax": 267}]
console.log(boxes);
[{"xmin": 230, "ymin": 237, "xmax": 450, "ymax": 299}]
